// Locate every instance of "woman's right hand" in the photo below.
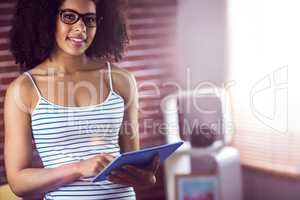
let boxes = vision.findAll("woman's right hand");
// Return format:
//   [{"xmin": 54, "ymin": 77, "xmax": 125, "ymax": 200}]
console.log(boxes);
[{"xmin": 76, "ymin": 154, "xmax": 115, "ymax": 178}]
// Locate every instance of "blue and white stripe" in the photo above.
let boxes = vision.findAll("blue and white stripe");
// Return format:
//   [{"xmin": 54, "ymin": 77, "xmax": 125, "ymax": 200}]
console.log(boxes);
[{"xmin": 24, "ymin": 62, "xmax": 136, "ymax": 200}]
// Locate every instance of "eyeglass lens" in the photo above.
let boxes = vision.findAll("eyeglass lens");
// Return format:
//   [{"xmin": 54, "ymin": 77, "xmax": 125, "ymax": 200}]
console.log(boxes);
[{"xmin": 60, "ymin": 9, "xmax": 97, "ymax": 27}]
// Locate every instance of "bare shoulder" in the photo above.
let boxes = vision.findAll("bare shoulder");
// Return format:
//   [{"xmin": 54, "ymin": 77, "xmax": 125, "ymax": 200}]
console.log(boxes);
[
  {"xmin": 4, "ymin": 72, "xmax": 34, "ymax": 114},
  {"xmin": 110, "ymin": 63, "xmax": 137, "ymax": 88},
  {"xmin": 110, "ymin": 63, "xmax": 135, "ymax": 82},
  {"xmin": 110, "ymin": 63, "xmax": 138, "ymax": 101}
]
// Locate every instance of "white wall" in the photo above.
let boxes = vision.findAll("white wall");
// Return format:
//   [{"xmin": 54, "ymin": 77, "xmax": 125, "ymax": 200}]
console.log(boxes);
[
  {"xmin": 176, "ymin": 0, "xmax": 227, "ymax": 89},
  {"xmin": 243, "ymin": 167, "xmax": 300, "ymax": 200},
  {"xmin": 227, "ymin": 0, "xmax": 300, "ymax": 199},
  {"xmin": 175, "ymin": 0, "xmax": 300, "ymax": 200}
]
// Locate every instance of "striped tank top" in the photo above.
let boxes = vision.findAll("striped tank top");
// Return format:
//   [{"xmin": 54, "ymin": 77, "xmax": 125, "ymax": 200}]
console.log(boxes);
[{"xmin": 24, "ymin": 62, "xmax": 136, "ymax": 200}]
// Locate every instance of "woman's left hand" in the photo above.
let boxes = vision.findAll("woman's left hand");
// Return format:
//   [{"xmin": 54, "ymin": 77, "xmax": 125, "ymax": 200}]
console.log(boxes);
[{"xmin": 107, "ymin": 155, "xmax": 160, "ymax": 188}]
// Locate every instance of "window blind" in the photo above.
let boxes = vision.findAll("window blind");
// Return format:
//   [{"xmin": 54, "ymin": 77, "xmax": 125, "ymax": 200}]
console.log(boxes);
[
  {"xmin": 0, "ymin": 0, "xmax": 19, "ymax": 185},
  {"xmin": 0, "ymin": 0, "xmax": 177, "ymax": 199},
  {"xmin": 228, "ymin": 0, "xmax": 300, "ymax": 177}
]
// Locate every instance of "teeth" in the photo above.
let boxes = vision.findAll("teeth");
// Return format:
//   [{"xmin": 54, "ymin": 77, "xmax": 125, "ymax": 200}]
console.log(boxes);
[{"xmin": 69, "ymin": 38, "xmax": 84, "ymax": 42}]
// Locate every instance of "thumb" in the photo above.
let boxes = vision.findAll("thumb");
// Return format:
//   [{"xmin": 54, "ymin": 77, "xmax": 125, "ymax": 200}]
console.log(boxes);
[{"xmin": 152, "ymin": 154, "xmax": 160, "ymax": 174}]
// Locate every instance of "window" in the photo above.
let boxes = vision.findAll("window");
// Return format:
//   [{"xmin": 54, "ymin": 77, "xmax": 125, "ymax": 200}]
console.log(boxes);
[
  {"xmin": 0, "ymin": 4, "xmax": 177, "ymax": 199},
  {"xmin": 227, "ymin": 0, "xmax": 300, "ymax": 176}
]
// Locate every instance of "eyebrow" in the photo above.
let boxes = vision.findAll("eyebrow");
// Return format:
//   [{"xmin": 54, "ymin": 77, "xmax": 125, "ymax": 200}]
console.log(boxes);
[{"xmin": 60, "ymin": 8, "xmax": 96, "ymax": 15}]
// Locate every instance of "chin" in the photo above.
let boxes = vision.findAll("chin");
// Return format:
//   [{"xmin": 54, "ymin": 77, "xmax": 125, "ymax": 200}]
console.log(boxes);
[
  {"xmin": 65, "ymin": 49, "xmax": 87, "ymax": 57},
  {"xmin": 71, "ymin": 52, "xmax": 85, "ymax": 56}
]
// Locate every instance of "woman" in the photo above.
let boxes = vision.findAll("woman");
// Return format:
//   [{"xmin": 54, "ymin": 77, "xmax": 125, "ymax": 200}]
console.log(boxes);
[{"xmin": 4, "ymin": 0, "xmax": 159, "ymax": 199}]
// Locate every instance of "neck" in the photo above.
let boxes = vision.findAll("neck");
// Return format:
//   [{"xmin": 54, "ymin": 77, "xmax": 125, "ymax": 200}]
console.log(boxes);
[{"xmin": 46, "ymin": 47, "xmax": 93, "ymax": 74}]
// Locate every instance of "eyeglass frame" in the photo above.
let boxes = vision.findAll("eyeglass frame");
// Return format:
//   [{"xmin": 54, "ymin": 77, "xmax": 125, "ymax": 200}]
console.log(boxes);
[{"xmin": 58, "ymin": 8, "xmax": 103, "ymax": 28}]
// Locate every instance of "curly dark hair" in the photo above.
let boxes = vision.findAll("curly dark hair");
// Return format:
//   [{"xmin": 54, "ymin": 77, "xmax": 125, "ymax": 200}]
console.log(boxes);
[{"xmin": 9, "ymin": 0, "xmax": 129, "ymax": 72}]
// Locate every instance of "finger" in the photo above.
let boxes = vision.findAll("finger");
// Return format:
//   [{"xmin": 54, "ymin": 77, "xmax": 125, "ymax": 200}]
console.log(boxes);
[
  {"xmin": 94, "ymin": 161, "xmax": 108, "ymax": 173},
  {"xmin": 95, "ymin": 153, "xmax": 114, "ymax": 160},
  {"xmin": 122, "ymin": 165, "xmax": 156, "ymax": 184},
  {"xmin": 107, "ymin": 175, "xmax": 129, "ymax": 186},
  {"xmin": 109, "ymin": 171, "xmax": 139, "ymax": 186},
  {"xmin": 96, "ymin": 157, "xmax": 110, "ymax": 168},
  {"xmin": 100, "ymin": 161, "xmax": 110, "ymax": 168},
  {"xmin": 111, "ymin": 170, "xmax": 139, "ymax": 183},
  {"xmin": 152, "ymin": 155, "xmax": 160, "ymax": 174},
  {"xmin": 122, "ymin": 165, "xmax": 146, "ymax": 178},
  {"xmin": 106, "ymin": 154, "xmax": 115, "ymax": 160},
  {"xmin": 101, "ymin": 154, "xmax": 115, "ymax": 162},
  {"xmin": 148, "ymin": 174, "xmax": 156, "ymax": 185}
]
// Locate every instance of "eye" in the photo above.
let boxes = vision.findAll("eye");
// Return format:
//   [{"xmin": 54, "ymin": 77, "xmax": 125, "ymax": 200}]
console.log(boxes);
[
  {"xmin": 84, "ymin": 15, "xmax": 97, "ymax": 26},
  {"xmin": 86, "ymin": 16, "xmax": 96, "ymax": 23},
  {"xmin": 62, "ymin": 12, "xmax": 77, "ymax": 22}
]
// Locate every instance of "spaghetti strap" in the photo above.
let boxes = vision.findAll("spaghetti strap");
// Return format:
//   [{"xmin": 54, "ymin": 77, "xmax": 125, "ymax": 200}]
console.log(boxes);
[
  {"xmin": 106, "ymin": 61, "xmax": 114, "ymax": 92},
  {"xmin": 24, "ymin": 71, "xmax": 42, "ymax": 98}
]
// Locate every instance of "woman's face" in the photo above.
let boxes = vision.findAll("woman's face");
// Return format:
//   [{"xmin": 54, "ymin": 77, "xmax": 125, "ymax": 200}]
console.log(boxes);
[{"xmin": 54, "ymin": 0, "xmax": 97, "ymax": 56}]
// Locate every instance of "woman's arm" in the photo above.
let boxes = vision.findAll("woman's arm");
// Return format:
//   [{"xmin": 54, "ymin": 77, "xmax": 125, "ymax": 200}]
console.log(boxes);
[
  {"xmin": 109, "ymin": 66, "xmax": 159, "ymax": 188},
  {"xmin": 113, "ymin": 66, "xmax": 140, "ymax": 153},
  {"xmin": 4, "ymin": 75, "xmax": 113, "ymax": 197},
  {"xmin": 4, "ymin": 76, "xmax": 80, "ymax": 197}
]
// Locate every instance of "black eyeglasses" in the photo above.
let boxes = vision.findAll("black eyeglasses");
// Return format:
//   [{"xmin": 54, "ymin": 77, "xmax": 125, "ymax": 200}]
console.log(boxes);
[{"xmin": 59, "ymin": 9, "xmax": 102, "ymax": 28}]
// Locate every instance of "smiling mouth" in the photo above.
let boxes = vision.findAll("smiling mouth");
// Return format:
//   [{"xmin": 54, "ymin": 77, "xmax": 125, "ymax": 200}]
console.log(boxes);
[{"xmin": 67, "ymin": 37, "xmax": 86, "ymax": 47}]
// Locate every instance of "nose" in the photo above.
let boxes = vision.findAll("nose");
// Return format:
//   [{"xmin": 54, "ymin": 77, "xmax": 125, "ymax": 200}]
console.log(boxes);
[{"xmin": 74, "ymin": 18, "xmax": 86, "ymax": 33}]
